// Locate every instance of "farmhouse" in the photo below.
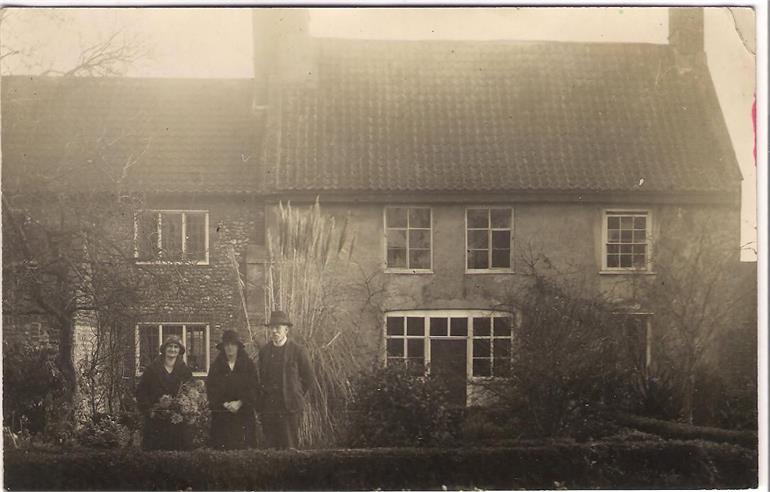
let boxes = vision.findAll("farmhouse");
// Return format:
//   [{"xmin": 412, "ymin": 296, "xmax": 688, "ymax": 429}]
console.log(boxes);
[{"xmin": 2, "ymin": 8, "xmax": 744, "ymax": 407}]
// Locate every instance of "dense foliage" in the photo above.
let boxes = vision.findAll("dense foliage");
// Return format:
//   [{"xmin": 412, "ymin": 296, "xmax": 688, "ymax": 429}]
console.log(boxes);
[
  {"xmin": 347, "ymin": 363, "xmax": 454, "ymax": 447},
  {"xmin": 5, "ymin": 440, "xmax": 757, "ymax": 490}
]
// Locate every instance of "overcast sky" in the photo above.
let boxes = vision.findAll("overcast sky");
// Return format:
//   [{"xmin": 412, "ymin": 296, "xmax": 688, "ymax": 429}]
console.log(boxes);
[{"xmin": 0, "ymin": 7, "xmax": 757, "ymax": 259}]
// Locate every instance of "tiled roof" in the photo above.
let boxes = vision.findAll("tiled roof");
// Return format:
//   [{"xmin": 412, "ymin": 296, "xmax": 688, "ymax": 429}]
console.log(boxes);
[
  {"xmin": 264, "ymin": 38, "xmax": 742, "ymax": 194},
  {"xmin": 2, "ymin": 76, "xmax": 260, "ymax": 194}
]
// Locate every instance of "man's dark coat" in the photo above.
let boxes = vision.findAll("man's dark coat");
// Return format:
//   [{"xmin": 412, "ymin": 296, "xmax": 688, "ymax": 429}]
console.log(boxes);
[{"xmin": 257, "ymin": 339, "xmax": 315, "ymax": 414}]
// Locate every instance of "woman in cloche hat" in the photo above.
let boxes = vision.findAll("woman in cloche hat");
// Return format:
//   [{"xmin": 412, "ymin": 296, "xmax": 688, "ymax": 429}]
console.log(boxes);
[
  {"xmin": 135, "ymin": 335, "xmax": 194, "ymax": 450},
  {"xmin": 207, "ymin": 329, "xmax": 259, "ymax": 449}
]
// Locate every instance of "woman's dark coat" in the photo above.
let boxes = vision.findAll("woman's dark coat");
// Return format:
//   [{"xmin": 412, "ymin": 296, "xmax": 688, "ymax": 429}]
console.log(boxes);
[
  {"xmin": 135, "ymin": 356, "xmax": 194, "ymax": 451},
  {"xmin": 206, "ymin": 349, "xmax": 259, "ymax": 449}
]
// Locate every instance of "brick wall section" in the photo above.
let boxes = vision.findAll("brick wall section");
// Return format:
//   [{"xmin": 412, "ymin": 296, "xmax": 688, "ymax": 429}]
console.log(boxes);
[{"xmin": 134, "ymin": 195, "xmax": 266, "ymax": 371}]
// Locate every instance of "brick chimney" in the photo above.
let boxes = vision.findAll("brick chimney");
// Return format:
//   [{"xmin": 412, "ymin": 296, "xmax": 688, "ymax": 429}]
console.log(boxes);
[
  {"xmin": 668, "ymin": 7, "xmax": 705, "ymax": 71},
  {"xmin": 252, "ymin": 8, "xmax": 314, "ymax": 109}
]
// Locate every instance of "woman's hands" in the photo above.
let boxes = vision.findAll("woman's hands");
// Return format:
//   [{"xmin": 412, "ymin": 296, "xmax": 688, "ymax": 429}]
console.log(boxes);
[{"xmin": 223, "ymin": 400, "xmax": 243, "ymax": 413}]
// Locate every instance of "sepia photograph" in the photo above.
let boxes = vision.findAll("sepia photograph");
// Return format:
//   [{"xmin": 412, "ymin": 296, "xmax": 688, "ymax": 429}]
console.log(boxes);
[{"xmin": 0, "ymin": 3, "xmax": 763, "ymax": 490}]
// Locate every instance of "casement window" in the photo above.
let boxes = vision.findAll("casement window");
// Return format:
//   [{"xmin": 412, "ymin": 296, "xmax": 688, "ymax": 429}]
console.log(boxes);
[
  {"xmin": 615, "ymin": 314, "xmax": 652, "ymax": 371},
  {"xmin": 384, "ymin": 310, "xmax": 514, "ymax": 379},
  {"xmin": 135, "ymin": 323, "xmax": 210, "ymax": 376},
  {"xmin": 466, "ymin": 208, "xmax": 513, "ymax": 272},
  {"xmin": 134, "ymin": 210, "xmax": 209, "ymax": 264},
  {"xmin": 384, "ymin": 207, "xmax": 432, "ymax": 272},
  {"xmin": 603, "ymin": 210, "xmax": 650, "ymax": 271}
]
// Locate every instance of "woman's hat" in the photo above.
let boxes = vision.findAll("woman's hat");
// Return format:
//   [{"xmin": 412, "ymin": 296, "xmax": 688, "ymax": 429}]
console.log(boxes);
[
  {"xmin": 159, "ymin": 335, "xmax": 186, "ymax": 356},
  {"xmin": 265, "ymin": 310, "xmax": 293, "ymax": 327},
  {"xmin": 216, "ymin": 329, "xmax": 244, "ymax": 350}
]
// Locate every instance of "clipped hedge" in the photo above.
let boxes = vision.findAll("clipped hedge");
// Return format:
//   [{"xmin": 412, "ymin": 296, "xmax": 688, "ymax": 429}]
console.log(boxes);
[
  {"xmin": 5, "ymin": 440, "xmax": 757, "ymax": 490},
  {"xmin": 613, "ymin": 412, "xmax": 758, "ymax": 449}
]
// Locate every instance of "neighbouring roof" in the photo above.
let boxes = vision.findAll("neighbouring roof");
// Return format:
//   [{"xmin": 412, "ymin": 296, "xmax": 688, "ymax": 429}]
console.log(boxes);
[
  {"xmin": 263, "ymin": 38, "xmax": 742, "ymax": 195},
  {"xmin": 2, "ymin": 76, "xmax": 260, "ymax": 194}
]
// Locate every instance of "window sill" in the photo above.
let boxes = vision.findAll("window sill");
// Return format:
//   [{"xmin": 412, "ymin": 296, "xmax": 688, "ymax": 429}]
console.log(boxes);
[
  {"xmin": 599, "ymin": 270, "xmax": 656, "ymax": 276},
  {"xmin": 385, "ymin": 269, "xmax": 434, "ymax": 275},
  {"xmin": 469, "ymin": 376, "xmax": 511, "ymax": 382},
  {"xmin": 135, "ymin": 260, "xmax": 210, "ymax": 266},
  {"xmin": 465, "ymin": 269, "xmax": 515, "ymax": 275}
]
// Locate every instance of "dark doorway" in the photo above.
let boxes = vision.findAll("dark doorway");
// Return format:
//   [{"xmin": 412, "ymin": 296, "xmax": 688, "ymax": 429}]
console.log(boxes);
[{"xmin": 430, "ymin": 339, "xmax": 468, "ymax": 407}]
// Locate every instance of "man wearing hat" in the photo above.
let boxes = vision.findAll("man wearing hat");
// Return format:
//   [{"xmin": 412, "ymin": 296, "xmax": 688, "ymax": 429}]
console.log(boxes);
[{"xmin": 258, "ymin": 310, "xmax": 315, "ymax": 449}]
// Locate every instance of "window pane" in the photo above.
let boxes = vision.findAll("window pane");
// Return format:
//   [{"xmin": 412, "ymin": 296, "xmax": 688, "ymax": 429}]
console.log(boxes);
[
  {"xmin": 620, "ymin": 244, "xmax": 632, "ymax": 254},
  {"xmin": 387, "ymin": 317, "xmax": 404, "ymax": 336},
  {"xmin": 185, "ymin": 213, "xmax": 206, "ymax": 261},
  {"xmin": 473, "ymin": 317, "xmax": 492, "ymax": 337},
  {"xmin": 186, "ymin": 326, "xmax": 206, "ymax": 372},
  {"xmin": 607, "ymin": 216, "xmax": 620, "ymax": 229},
  {"xmin": 491, "ymin": 249, "xmax": 510, "ymax": 268},
  {"xmin": 386, "ymin": 208, "xmax": 407, "ymax": 228},
  {"xmin": 607, "ymin": 255, "xmax": 619, "ymax": 268},
  {"xmin": 386, "ymin": 229, "xmax": 407, "ymax": 248},
  {"xmin": 139, "ymin": 325, "xmax": 159, "ymax": 370},
  {"xmin": 607, "ymin": 244, "xmax": 619, "ymax": 254},
  {"xmin": 407, "ymin": 339, "xmax": 424, "ymax": 357},
  {"xmin": 633, "ymin": 216, "xmax": 647, "ymax": 229},
  {"xmin": 450, "ymin": 318, "xmax": 468, "ymax": 337},
  {"xmin": 409, "ymin": 208, "xmax": 431, "ymax": 228},
  {"xmin": 387, "ymin": 357, "xmax": 405, "ymax": 367},
  {"xmin": 430, "ymin": 317, "xmax": 448, "ymax": 337},
  {"xmin": 409, "ymin": 230, "xmax": 431, "ymax": 249},
  {"xmin": 137, "ymin": 212, "xmax": 160, "ymax": 260},
  {"xmin": 608, "ymin": 229, "xmax": 620, "ymax": 243},
  {"xmin": 633, "ymin": 255, "xmax": 646, "ymax": 269},
  {"xmin": 161, "ymin": 213, "xmax": 183, "ymax": 260},
  {"xmin": 490, "ymin": 209, "xmax": 511, "ymax": 228},
  {"xmin": 494, "ymin": 317, "xmax": 513, "ymax": 337},
  {"xmin": 387, "ymin": 248, "xmax": 407, "ymax": 268},
  {"xmin": 468, "ymin": 250, "xmax": 489, "ymax": 269},
  {"xmin": 474, "ymin": 339, "xmax": 491, "ymax": 358},
  {"xmin": 633, "ymin": 230, "xmax": 646, "ymax": 243},
  {"xmin": 493, "ymin": 338, "xmax": 511, "ymax": 359},
  {"xmin": 620, "ymin": 216, "xmax": 633, "ymax": 229},
  {"xmin": 467, "ymin": 209, "xmax": 489, "ymax": 228},
  {"xmin": 492, "ymin": 230, "xmax": 510, "ymax": 249},
  {"xmin": 620, "ymin": 230, "xmax": 632, "ymax": 243},
  {"xmin": 407, "ymin": 317, "xmax": 425, "ymax": 336},
  {"xmin": 632, "ymin": 244, "xmax": 646, "ymax": 255},
  {"xmin": 409, "ymin": 249, "xmax": 431, "ymax": 269},
  {"xmin": 387, "ymin": 338, "xmax": 404, "ymax": 357},
  {"xmin": 620, "ymin": 255, "xmax": 632, "ymax": 268},
  {"xmin": 162, "ymin": 324, "xmax": 183, "ymax": 339},
  {"xmin": 468, "ymin": 230, "xmax": 489, "ymax": 249},
  {"xmin": 473, "ymin": 358, "xmax": 491, "ymax": 377}
]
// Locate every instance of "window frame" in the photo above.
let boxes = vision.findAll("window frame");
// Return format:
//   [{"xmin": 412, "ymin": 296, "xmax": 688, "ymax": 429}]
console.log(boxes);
[
  {"xmin": 133, "ymin": 209, "xmax": 210, "ymax": 265},
  {"xmin": 383, "ymin": 206, "xmax": 434, "ymax": 274},
  {"xmin": 601, "ymin": 209, "xmax": 653, "ymax": 273},
  {"xmin": 465, "ymin": 207, "xmax": 515, "ymax": 274},
  {"xmin": 383, "ymin": 309, "xmax": 515, "ymax": 382},
  {"xmin": 134, "ymin": 323, "xmax": 211, "ymax": 377}
]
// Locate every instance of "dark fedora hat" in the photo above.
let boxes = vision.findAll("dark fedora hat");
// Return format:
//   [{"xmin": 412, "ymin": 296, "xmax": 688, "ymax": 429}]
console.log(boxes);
[
  {"xmin": 265, "ymin": 310, "xmax": 293, "ymax": 327},
  {"xmin": 159, "ymin": 335, "xmax": 186, "ymax": 356},
  {"xmin": 216, "ymin": 329, "xmax": 244, "ymax": 350}
]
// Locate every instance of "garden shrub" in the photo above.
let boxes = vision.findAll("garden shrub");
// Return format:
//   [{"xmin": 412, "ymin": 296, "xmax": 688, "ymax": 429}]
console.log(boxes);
[
  {"xmin": 611, "ymin": 412, "xmax": 758, "ymax": 449},
  {"xmin": 346, "ymin": 363, "xmax": 453, "ymax": 447},
  {"xmin": 75, "ymin": 414, "xmax": 132, "ymax": 449},
  {"xmin": 4, "ymin": 440, "xmax": 757, "ymax": 490},
  {"xmin": 2, "ymin": 339, "xmax": 63, "ymax": 435}
]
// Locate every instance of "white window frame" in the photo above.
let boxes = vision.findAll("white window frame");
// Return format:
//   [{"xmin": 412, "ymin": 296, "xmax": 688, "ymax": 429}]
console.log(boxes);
[
  {"xmin": 465, "ymin": 207, "xmax": 515, "ymax": 274},
  {"xmin": 133, "ymin": 210, "xmax": 210, "ymax": 265},
  {"xmin": 383, "ymin": 309, "xmax": 515, "ymax": 383},
  {"xmin": 383, "ymin": 206, "xmax": 434, "ymax": 274},
  {"xmin": 601, "ymin": 209, "xmax": 653, "ymax": 273},
  {"xmin": 135, "ymin": 323, "xmax": 211, "ymax": 377}
]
